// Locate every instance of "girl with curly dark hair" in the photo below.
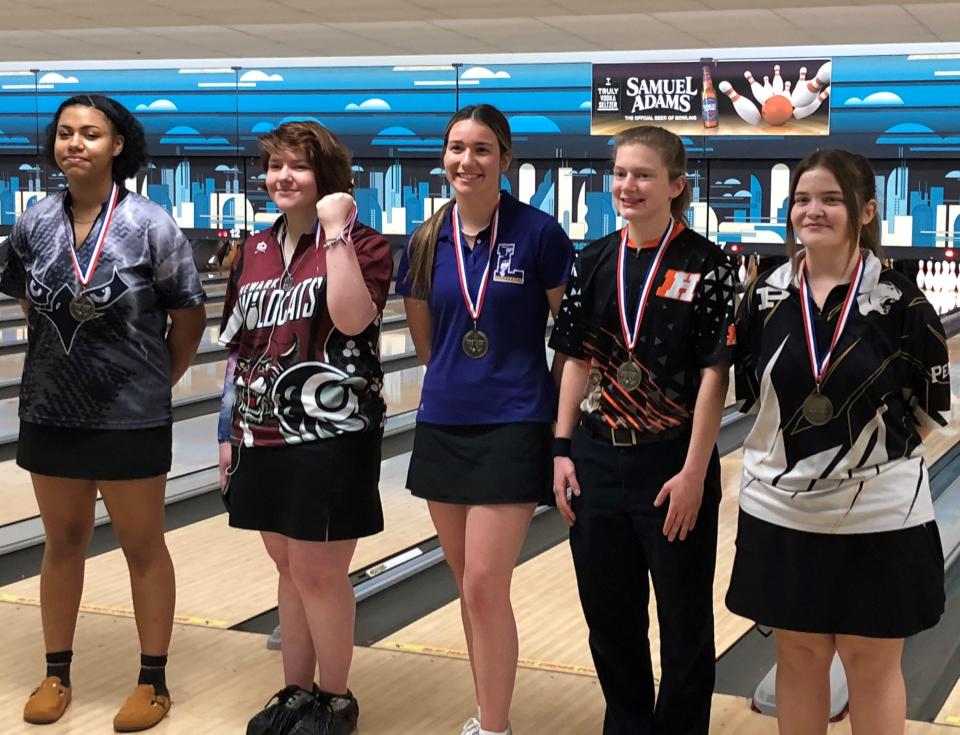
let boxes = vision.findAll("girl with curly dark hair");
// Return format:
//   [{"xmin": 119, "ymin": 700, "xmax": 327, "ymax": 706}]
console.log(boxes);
[{"xmin": 1, "ymin": 94, "xmax": 207, "ymax": 730}]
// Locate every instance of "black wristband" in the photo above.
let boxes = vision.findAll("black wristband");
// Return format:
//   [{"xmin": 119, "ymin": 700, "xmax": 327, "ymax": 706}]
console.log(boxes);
[{"xmin": 552, "ymin": 437, "xmax": 572, "ymax": 458}]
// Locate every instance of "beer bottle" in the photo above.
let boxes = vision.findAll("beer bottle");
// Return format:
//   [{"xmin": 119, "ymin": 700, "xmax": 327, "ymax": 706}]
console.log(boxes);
[{"xmin": 702, "ymin": 66, "xmax": 719, "ymax": 129}]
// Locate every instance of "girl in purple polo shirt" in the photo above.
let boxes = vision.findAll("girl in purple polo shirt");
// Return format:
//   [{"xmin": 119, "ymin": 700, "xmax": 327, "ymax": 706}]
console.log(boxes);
[{"xmin": 396, "ymin": 104, "xmax": 574, "ymax": 735}]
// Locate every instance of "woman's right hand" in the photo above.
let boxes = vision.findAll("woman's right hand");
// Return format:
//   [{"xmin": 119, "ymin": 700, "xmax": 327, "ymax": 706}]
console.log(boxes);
[
  {"xmin": 553, "ymin": 457, "xmax": 580, "ymax": 526},
  {"xmin": 219, "ymin": 442, "xmax": 232, "ymax": 490}
]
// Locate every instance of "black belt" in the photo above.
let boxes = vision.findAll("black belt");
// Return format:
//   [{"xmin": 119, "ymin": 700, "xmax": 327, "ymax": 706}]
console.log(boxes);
[{"xmin": 578, "ymin": 419, "xmax": 685, "ymax": 447}]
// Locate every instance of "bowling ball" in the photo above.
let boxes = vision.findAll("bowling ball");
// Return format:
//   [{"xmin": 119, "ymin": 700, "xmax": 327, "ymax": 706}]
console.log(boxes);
[{"xmin": 762, "ymin": 96, "xmax": 794, "ymax": 126}]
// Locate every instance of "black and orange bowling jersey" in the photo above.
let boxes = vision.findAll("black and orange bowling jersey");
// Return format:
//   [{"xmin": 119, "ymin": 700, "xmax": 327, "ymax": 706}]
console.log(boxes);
[{"xmin": 550, "ymin": 223, "xmax": 737, "ymax": 436}]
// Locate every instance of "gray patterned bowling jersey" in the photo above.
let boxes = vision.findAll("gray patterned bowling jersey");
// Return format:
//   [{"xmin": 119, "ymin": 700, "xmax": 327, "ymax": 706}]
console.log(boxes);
[{"xmin": 0, "ymin": 189, "xmax": 206, "ymax": 428}]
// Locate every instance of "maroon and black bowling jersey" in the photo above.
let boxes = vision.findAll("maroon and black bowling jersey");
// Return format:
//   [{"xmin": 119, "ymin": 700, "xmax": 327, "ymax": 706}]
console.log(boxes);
[{"xmin": 219, "ymin": 220, "xmax": 392, "ymax": 447}]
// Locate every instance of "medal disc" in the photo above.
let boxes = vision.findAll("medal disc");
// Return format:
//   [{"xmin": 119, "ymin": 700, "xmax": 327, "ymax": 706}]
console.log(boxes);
[
  {"xmin": 616, "ymin": 361, "xmax": 642, "ymax": 391},
  {"xmin": 802, "ymin": 392, "xmax": 834, "ymax": 426},
  {"xmin": 69, "ymin": 294, "xmax": 96, "ymax": 322},
  {"xmin": 282, "ymin": 274, "xmax": 294, "ymax": 293},
  {"xmin": 461, "ymin": 329, "xmax": 489, "ymax": 359}
]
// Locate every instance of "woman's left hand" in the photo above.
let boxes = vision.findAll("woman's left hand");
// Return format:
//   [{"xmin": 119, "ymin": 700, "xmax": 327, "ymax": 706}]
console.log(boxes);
[
  {"xmin": 653, "ymin": 469, "xmax": 704, "ymax": 542},
  {"xmin": 316, "ymin": 192, "xmax": 356, "ymax": 237}
]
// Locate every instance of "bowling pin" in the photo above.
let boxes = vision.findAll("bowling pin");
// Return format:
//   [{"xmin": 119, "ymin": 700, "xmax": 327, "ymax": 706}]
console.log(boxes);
[
  {"xmin": 793, "ymin": 87, "xmax": 830, "ymax": 120},
  {"xmin": 792, "ymin": 61, "xmax": 832, "ymax": 108},
  {"xmin": 772, "ymin": 64, "xmax": 784, "ymax": 94},
  {"xmin": 791, "ymin": 67, "xmax": 808, "ymax": 106},
  {"xmin": 744, "ymin": 70, "xmax": 771, "ymax": 104},
  {"xmin": 782, "ymin": 81, "xmax": 793, "ymax": 100},
  {"xmin": 916, "ymin": 260, "xmax": 926, "ymax": 290},
  {"xmin": 718, "ymin": 81, "xmax": 762, "ymax": 125},
  {"xmin": 738, "ymin": 256, "xmax": 748, "ymax": 283},
  {"xmin": 763, "ymin": 75, "xmax": 773, "ymax": 98}
]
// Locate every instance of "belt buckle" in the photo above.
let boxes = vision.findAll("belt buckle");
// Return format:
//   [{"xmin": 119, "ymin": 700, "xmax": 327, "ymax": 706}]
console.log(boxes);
[{"xmin": 610, "ymin": 427, "xmax": 637, "ymax": 447}]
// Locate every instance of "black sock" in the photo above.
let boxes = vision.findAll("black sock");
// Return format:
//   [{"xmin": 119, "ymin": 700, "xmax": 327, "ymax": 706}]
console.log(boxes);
[
  {"xmin": 45, "ymin": 650, "xmax": 73, "ymax": 688},
  {"xmin": 137, "ymin": 653, "xmax": 168, "ymax": 697}
]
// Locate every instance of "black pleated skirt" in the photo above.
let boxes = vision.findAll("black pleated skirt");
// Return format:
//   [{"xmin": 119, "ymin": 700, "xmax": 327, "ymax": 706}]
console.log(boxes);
[
  {"xmin": 726, "ymin": 509, "xmax": 945, "ymax": 638},
  {"xmin": 226, "ymin": 429, "xmax": 384, "ymax": 542},
  {"xmin": 17, "ymin": 420, "xmax": 172, "ymax": 480},
  {"xmin": 407, "ymin": 421, "xmax": 553, "ymax": 505}
]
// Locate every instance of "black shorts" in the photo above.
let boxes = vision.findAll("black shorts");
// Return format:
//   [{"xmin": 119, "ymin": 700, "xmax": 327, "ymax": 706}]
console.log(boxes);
[
  {"xmin": 726, "ymin": 510, "xmax": 945, "ymax": 638},
  {"xmin": 407, "ymin": 421, "xmax": 552, "ymax": 505},
  {"xmin": 17, "ymin": 421, "xmax": 172, "ymax": 480},
  {"xmin": 226, "ymin": 429, "xmax": 384, "ymax": 542}
]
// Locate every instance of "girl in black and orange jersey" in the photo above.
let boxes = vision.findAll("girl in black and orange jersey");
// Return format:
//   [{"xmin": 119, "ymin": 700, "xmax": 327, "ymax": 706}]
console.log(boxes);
[{"xmin": 550, "ymin": 126, "xmax": 736, "ymax": 735}]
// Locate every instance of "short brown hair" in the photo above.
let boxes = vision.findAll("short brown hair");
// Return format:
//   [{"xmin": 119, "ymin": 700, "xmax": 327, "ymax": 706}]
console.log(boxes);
[
  {"xmin": 786, "ymin": 149, "xmax": 881, "ymax": 263},
  {"xmin": 258, "ymin": 121, "xmax": 353, "ymax": 197},
  {"xmin": 612, "ymin": 126, "xmax": 690, "ymax": 225}
]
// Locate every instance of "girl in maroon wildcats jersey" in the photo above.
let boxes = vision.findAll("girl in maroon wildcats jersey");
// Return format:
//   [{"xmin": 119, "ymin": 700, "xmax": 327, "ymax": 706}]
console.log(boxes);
[{"xmin": 217, "ymin": 122, "xmax": 392, "ymax": 735}]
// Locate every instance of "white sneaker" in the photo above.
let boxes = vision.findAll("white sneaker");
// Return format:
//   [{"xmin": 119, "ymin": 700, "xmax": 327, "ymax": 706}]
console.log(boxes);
[{"xmin": 460, "ymin": 716, "xmax": 481, "ymax": 735}]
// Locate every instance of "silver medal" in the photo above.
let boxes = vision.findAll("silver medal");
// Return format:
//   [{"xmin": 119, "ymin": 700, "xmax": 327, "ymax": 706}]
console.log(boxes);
[{"xmin": 462, "ymin": 329, "xmax": 490, "ymax": 359}]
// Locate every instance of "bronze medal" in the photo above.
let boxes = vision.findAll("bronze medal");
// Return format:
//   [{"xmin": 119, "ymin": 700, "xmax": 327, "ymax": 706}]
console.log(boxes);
[
  {"xmin": 616, "ymin": 361, "xmax": 642, "ymax": 391},
  {"xmin": 282, "ymin": 274, "xmax": 295, "ymax": 293},
  {"xmin": 461, "ymin": 329, "xmax": 489, "ymax": 359},
  {"xmin": 68, "ymin": 294, "xmax": 97, "ymax": 322},
  {"xmin": 802, "ymin": 392, "xmax": 834, "ymax": 426}
]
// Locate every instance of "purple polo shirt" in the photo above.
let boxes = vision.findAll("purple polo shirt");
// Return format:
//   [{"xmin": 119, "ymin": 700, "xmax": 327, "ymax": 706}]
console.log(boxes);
[{"xmin": 397, "ymin": 192, "xmax": 573, "ymax": 425}]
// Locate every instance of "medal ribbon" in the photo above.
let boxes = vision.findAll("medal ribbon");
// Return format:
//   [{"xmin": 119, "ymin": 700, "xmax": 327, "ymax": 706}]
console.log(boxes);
[
  {"xmin": 799, "ymin": 255, "xmax": 865, "ymax": 386},
  {"xmin": 452, "ymin": 199, "xmax": 500, "ymax": 323},
  {"xmin": 68, "ymin": 182, "xmax": 119, "ymax": 289},
  {"xmin": 616, "ymin": 218, "xmax": 674, "ymax": 353}
]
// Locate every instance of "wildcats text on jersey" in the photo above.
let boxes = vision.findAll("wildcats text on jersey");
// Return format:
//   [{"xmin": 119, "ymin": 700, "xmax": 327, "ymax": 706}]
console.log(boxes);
[{"xmin": 236, "ymin": 275, "xmax": 324, "ymax": 330}]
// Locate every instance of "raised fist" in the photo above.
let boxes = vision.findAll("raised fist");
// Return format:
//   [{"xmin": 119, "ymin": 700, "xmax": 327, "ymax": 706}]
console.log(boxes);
[{"xmin": 316, "ymin": 192, "xmax": 356, "ymax": 238}]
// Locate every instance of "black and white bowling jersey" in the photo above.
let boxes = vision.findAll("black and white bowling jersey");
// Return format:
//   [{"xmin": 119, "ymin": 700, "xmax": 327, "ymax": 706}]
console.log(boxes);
[
  {"xmin": 735, "ymin": 250, "xmax": 950, "ymax": 534},
  {"xmin": 0, "ymin": 189, "xmax": 206, "ymax": 429}
]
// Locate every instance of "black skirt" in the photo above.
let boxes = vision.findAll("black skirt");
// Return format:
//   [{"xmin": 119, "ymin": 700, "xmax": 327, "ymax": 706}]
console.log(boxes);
[
  {"xmin": 407, "ymin": 421, "xmax": 553, "ymax": 505},
  {"xmin": 226, "ymin": 429, "xmax": 384, "ymax": 542},
  {"xmin": 17, "ymin": 421, "xmax": 172, "ymax": 480},
  {"xmin": 726, "ymin": 509, "xmax": 945, "ymax": 638}
]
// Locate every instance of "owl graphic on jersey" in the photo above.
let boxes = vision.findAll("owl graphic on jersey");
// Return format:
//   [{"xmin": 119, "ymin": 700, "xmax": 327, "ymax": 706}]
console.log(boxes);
[{"xmin": 235, "ymin": 331, "xmax": 371, "ymax": 446}]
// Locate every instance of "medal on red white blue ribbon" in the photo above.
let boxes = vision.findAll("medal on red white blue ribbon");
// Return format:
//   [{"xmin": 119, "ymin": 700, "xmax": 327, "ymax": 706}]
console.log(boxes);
[
  {"xmin": 798, "ymin": 255, "xmax": 865, "ymax": 426},
  {"xmin": 452, "ymin": 199, "xmax": 500, "ymax": 359},
  {"xmin": 615, "ymin": 218, "xmax": 674, "ymax": 391},
  {"xmin": 68, "ymin": 183, "xmax": 119, "ymax": 322}
]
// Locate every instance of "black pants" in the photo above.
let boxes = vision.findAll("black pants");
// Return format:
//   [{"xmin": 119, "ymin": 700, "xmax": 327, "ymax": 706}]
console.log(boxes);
[{"xmin": 569, "ymin": 427, "xmax": 721, "ymax": 735}]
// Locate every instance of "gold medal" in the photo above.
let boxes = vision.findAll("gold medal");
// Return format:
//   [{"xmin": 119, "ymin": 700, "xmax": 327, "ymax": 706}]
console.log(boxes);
[
  {"xmin": 802, "ymin": 392, "xmax": 834, "ymax": 426},
  {"xmin": 68, "ymin": 294, "xmax": 97, "ymax": 322},
  {"xmin": 462, "ymin": 329, "xmax": 489, "ymax": 359},
  {"xmin": 616, "ymin": 361, "xmax": 642, "ymax": 391}
]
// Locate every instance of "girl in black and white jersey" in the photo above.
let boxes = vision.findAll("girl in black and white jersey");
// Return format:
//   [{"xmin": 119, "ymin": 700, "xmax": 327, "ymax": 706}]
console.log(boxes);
[{"xmin": 727, "ymin": 150, "xmax": 950, "ymax": 735}]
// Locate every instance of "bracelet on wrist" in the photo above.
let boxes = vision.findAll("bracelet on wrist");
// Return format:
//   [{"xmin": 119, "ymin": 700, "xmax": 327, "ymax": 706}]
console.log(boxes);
[
  {"xmin": 323, "ymin": 236, "xmax": 347, "ymax": 249},
  {"xmin": 552, "ymin": 437, "xmax": 572, "ymax": 458}
]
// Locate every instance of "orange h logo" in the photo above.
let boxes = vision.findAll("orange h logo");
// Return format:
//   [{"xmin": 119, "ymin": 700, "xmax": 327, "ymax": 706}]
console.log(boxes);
[{"xmin": 656, "ymin": 270, "xmax": 701, "ymax": 302}]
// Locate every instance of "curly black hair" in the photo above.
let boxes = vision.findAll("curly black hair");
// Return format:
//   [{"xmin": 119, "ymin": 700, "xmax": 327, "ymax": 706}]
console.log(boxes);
[{"xmin": 43, "ymin": 94, "xmax": 148, "ymax": 182}]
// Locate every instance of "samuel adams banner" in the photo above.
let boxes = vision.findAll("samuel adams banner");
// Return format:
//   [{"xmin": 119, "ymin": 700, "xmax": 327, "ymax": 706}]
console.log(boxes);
[{"xmin": 592, "ymin": 59, "xmax": 831, "ymax": 137}]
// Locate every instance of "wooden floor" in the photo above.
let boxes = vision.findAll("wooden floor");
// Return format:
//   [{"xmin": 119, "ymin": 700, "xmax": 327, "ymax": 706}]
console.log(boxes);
[{"xmin": 0, "ymin": 605, "xmax": 956, "ymax": 734}]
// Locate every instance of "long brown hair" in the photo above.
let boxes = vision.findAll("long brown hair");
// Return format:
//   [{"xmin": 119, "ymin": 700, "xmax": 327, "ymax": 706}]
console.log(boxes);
[
  {"xmin": 405, "ymin": 105, "xmax": 513, "ymax": 299},
  {"xmin": 612, "ymin": 126, "xmax": 690, "ymax": 225},
  {"xmin": 785, "ymin": 149, "xmax": 881, "ymax": 264}
]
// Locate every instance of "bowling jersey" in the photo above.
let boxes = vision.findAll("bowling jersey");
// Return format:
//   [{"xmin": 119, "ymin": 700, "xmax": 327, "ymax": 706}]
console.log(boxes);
[
  {"xmin": 395, "ymin": 191, "xmax": 574, "ymax": 425},
  {"xmin": 219, "ymin": 218, "xmax": 392, "ymax": 448},
  {"xmin": 550, "ymin": 223, "xmax": 737, "ymax": 436},
  {"xmin": 735, "ymin": 250, "xmax": 950, "ymax": 534},
  {"xmin": 0, "ymin": 189, "xmax": 205, "ymax": 429}
]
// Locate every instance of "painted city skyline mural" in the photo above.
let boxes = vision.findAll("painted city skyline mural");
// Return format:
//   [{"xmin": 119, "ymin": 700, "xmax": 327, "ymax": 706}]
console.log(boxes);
[{"xmin": 1, "ymin": 52, "xmax": 959, "ymax": 245}]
